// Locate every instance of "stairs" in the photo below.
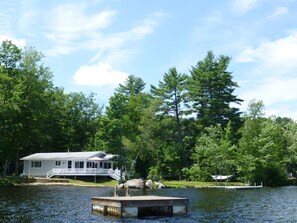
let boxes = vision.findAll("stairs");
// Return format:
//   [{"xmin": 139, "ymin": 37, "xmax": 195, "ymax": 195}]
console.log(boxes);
[
  {"xmin": 108, "ymin": 169, "xmax": 125, "ymax": 181},
  {"xmin": 46, "ymin": 169, "xmax": 54, "ymax": 179}
]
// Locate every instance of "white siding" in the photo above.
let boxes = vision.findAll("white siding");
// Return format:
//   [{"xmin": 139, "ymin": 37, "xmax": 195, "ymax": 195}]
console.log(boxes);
[{"xmin": 26, "ymin": 160, "xmax": 68, "ymax": 177}]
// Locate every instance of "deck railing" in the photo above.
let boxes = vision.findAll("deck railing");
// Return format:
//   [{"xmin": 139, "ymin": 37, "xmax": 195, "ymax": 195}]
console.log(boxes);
[{"xmin": 46, "ymin": 168, "xmax": 124, "ymax": 181}]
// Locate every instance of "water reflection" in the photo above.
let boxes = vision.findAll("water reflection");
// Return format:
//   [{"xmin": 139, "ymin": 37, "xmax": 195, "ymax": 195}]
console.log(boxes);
[{"xmin": 1, "ymin": 186, "xmax": 297, "ymax": 222}]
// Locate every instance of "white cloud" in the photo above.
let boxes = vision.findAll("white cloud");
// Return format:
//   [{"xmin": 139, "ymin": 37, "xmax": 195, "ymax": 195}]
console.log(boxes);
[
  {"xmin": 45, "ymin": 3, "xmax": 116, "ymax": 57},
  {"xmin": 73, "ymin": 63, "xmax": 128, "ymax": 87},
  {"xmin": 232, "ymin": 0, "xmax": 264, "ymax": 15},
  {"xmin": 0, "ymin": 35, "xmax": 26, "ymax": 47},
  {"xmin": 235, "ymin": 31, "xmax": 297, "ymax": 119},
  {"xmin": 270, "ymin": 6, "xmax": 289, "ymax": 17},
  {"xmin": 236, "ymin": 31, "xmax": 297, "ymax": 72},
  {"xmin": 88, "ymin": 16, "xmax": 163, "ymax": 65},
  {"xmin": 45, "ymin": 2, "xmax": 166, "ymax": 67},
  {"xmin": 17, "ymin": 1, "xmax": 39, "ymax": 32},
  {"xmin": 240, "ymin": 77, "xmax": 297, "ymax": 106},
  {"xmin": 68, "ymin": 10, "xmax": 166, "ymax": 91},
  {"xmin": 46, "ymin": 5, "xmax": 115, "ymax": 41}
]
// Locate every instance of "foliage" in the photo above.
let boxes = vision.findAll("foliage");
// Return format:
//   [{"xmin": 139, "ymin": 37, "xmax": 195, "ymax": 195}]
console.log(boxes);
[
  {"xmin": 188, "ymin": 51, "xmax": 242, "ymax": 131},
  {"xmin": 0, "ymin": 176, "xmax": 24, "ymax": 186},
  {"xmin": 151, "ymin": 67, "xmax": 187, "ymax": 145},
  {"xmin": 0, "ymin": 41, "xmax": 101, "ymax": 175},
  {"xmin": 116, "ymin": 75, "xmax": 145, "ymax": 96},
  {"xmin": 238, "ymin": 100, "xmax": 288, "ymax": 186},
  {"xmin": 282, "ymin": 119, "xmax": 297, "ymax": 178},
  {"xmin": 185, "ymin": 124, "xmax": 237, "ymax": 181},
  {"xmin": 1, "ymin": 43, "xmax": 296, "ymax": 186},
  {"xmin": 94, "ymin": 76, "xmax": 150, "ymax": 179}
]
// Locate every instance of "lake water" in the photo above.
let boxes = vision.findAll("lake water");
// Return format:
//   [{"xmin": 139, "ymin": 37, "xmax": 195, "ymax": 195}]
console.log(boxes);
[{"xmin": 1, "ymin": 185, "xmax": 297, "ymax": 222}]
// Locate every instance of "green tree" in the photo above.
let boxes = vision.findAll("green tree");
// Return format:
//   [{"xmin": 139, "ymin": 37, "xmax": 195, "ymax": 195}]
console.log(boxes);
[
  {"xmin": 151, "ymin": 67, "xmax": 187, "ymax": 146},
  {"xmin": 116, "ymin": 75, "xmax": 145, "ymax": 96},
  {"xmin": 186, "ymin": 124, "xmax": 236, "ymax": 181},
  {"xmin": 15, "ymin": 46, "xmax": 54, "ymax": 170},
  {"xmin": 282, "ymin": 120, "xmax": 297, "ymax": 178},
  {"xmin": 0, "ymin": 42, "xmax": 54, "ymax": 174},
  {"xmin": 63, "ymin": 92, "xmax": 101, "ymax": 151},
  {"xmin": 0, "ymin": 41, "xmax": 22, "ymax": 174},
  {"xmin": 188, "ymin": 51, "xmax": 242, "ymax": 131},
  {"xmin": 238, "ymin": 100, "xmax": 287, "ymax": 186},
  {"xmin": 96, "ymin": 76, "xmax": 149, "ymax": 179},
  {"xmin": 150, "ymin": 67, "xmax": 191, "ymax": 179}
]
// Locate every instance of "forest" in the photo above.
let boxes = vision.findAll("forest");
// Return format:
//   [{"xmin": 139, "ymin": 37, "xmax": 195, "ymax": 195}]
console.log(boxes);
[{"xmin": 0, "ymin": 40, "xmax": 296, "ymax": 186}]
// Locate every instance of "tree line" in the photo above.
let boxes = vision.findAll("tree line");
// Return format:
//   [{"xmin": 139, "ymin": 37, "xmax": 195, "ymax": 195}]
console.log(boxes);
[{"xmin": 0, "ymin": 41, "xmax": 296, "ymax": 186}]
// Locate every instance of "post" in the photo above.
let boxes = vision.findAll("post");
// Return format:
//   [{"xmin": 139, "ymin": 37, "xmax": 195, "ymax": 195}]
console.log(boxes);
[
  {"xmin": 126, "ymin": 185, "xmax": 130, "ymax": 196},
  {"xmin": 120, "ymin": 165, "xmax": 124, "ymax": 183},
  {"xmin": 114, "ymin": 186, "xmax": 118, "ymax": 197},
  {"xmin": 103, "ymin": 206, "xmax": 108, "ymax": 216},
  {"xmin": 94, "ymin": 175, "xmax": 96, "ymax": 183}
]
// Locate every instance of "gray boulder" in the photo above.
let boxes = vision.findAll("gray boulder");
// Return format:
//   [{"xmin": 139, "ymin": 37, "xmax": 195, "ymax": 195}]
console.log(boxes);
[
  {"xmin": 124, "ymin": 179, "xmax": 145, "ymax": 189},
  {"xmin": 154, "ymin": 181, "xmax": 165, "ymax": 189},
  {"xmin": 145, "ymin": 179, "xmax": 153, "ymax": 189}
]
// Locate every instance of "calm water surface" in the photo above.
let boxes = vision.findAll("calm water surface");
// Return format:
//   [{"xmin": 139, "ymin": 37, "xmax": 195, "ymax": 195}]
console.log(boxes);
[{"xmin": 0, "ymin": 185, "xmax": 297, "ymax": 222}]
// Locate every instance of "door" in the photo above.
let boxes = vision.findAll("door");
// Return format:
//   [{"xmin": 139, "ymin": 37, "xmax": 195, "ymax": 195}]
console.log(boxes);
[{"xmin": 67, "ymin": 160, "xmax": 72, "ymax": 171}]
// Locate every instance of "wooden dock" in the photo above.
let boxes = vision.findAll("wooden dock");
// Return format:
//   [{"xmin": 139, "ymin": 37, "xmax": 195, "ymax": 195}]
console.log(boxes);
[
  {"xmin": 208, "ymin": 182, "xmax": 263, "ymax": 190},
  {"xmin": 91, "ymin": 195, "xmax": 189, "ymax": 218}
]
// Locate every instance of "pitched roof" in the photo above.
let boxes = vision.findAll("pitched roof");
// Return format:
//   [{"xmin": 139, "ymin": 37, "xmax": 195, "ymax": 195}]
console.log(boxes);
[{"xmin": 20, "ymin": 151, "xmax": 111, "ymax": 161}]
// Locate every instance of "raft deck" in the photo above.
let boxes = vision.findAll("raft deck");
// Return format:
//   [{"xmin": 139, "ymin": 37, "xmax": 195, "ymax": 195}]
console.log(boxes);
[{"xmin": 91, "ymin": 195, "xmax": 189, "ymax": 218}]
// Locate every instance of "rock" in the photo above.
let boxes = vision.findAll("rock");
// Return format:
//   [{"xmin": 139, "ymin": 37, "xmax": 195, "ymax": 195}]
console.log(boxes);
[
  {"xmin": 145, "ymin": 179, "xmax": 153, "ymax": 189},
  {"xmin": 124, "ymin": 179, "xmax": 145, "ymax": 189},
  {"xmin": 154, "ymin": 181, "xmax": 165, "ymax": 189}
]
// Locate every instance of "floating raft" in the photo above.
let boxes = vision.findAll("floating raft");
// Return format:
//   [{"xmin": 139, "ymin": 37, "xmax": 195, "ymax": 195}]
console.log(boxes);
[{"xmin": 91, "ymin": 195, "xmax": 189, "ymax": 218}]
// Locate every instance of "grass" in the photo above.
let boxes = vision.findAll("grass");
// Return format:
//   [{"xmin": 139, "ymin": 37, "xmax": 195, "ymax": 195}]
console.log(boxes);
[
  {"xmin": 58, "ymin": 179, "xmax": 244, "ymax": 188},
  {"xmin": 49, "ymin": 179, "xmax": 244, "ymax": 188},
  {"xmin": 1, "ymin": 175, "xmax": 245, "ymax": 188},
  {"xmin": 162, "ymin": 180, "xmax": 245, "ymax": 188}
]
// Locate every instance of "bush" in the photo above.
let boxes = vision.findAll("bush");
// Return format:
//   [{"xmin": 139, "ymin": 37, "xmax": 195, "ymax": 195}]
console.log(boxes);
[
  {"xmin": 251, "ymin": 166, "xmax": 288, "ymax": 186},
  {"xmin": 0, "ymin": 177, "xmax": 14, "ymax": 186},
  {"xmin": 0, "ymin": 176, "xmax": 26, "ymax": 187},
  {"xmin": 147, "ymin": 166, "xmax": 161, "ymax": 181},
  {"xmin": 182, "ymin": 165, "xmax": 212, "ymax": 181}
]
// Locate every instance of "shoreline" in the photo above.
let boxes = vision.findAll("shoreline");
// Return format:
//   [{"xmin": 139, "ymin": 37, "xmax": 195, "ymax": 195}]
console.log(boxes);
[
  {"xmin": 17, "ymin": 179, "xmax": 245, "ymax": 188},
  {"xmin": 18, "ymin": 182, "xmax": 113, "ymax": 187}
]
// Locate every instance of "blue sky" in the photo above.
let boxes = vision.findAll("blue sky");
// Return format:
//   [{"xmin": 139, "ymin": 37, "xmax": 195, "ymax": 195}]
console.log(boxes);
[{"xmin": 1, "ymin": 0, "xmax": 297, "ymax": 119}]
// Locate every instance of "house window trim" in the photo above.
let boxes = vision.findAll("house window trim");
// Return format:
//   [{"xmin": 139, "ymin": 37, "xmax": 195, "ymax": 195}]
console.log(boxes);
[
  {"xmin": 87, "ymin": 162, "xmax": 97, "ymax": 168},
  {"xmin": 31, "ymin": 161, "xmax": 42, "ymax": 168},
  {"xmin": 75, "ymin": 161, "xmax": 84, "ymax": 169}
]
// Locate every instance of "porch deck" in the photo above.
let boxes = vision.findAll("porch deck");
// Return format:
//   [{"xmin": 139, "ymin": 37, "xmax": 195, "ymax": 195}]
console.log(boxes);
[{"xmin": 46, "ymin": 168, "xmax": 123, "ymax": 181}]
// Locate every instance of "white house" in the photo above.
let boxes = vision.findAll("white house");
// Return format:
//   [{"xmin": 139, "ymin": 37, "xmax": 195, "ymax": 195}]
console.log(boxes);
[{"xmin": 20, "ymin": 151, "xmax": 124, "ymax": 181}]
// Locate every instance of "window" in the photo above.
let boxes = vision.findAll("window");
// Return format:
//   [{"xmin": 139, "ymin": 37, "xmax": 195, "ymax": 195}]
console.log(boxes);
[
  {"xmin": 87, "ymin": 162, "xmax": 97, "ymax": 168},
  {"xmin": 75, "ymin": 161, "xmax": 84, "ymax": 169},
  {"xmin": 55, "ymin": 161, "xmax": 61, "ymax": 166},
  {"xmin": 31, "ymin": 161, "xmax": 42, "ymax": 168}
]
